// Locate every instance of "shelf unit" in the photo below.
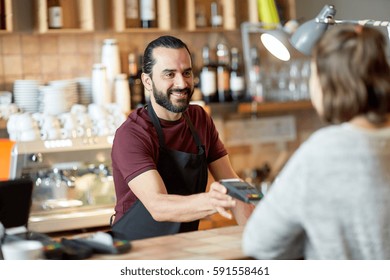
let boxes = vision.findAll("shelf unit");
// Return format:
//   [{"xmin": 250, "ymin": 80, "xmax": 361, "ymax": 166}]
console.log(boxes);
[
  {"xmin": 9, "ymin": 0, "xmax": 296, "ymax": 34},
  {"xmin": 0, "ymin": 0, "xmax": 12, "ymax": 33}
]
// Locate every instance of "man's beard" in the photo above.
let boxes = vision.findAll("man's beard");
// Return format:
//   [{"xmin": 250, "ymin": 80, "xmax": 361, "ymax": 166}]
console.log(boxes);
[{"xmin": 152, "ymin": 83, "xmax": 194, "ymax": 113}]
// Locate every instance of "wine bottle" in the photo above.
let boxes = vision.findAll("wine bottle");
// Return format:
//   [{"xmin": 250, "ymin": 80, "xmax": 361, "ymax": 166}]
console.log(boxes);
[
  {"xmin": 211, "ymin": 2, "xmax": 223, "ymax": 28},
  {"xmin": 128, "ymin": 53, "xmax": 145, "ymax": 109},
  {"xmin": 48, "ymin": 0, "xmax": 63, "ymax": 29},
  {"xmin": 140, "ymin": 0, "xmax": 156, "ymax": 28},
  {"xmin": 249, "ymin": 47, "xmax": 264, "ymax": 102},
  {"xmin": 199, "ymin": 45, "xmax": 218, "ymax": 103},
  {"xmin": 229, "ymin": 48, "xmax": 246, "ymax": 102},
  {"xmin": 125, "ymin": 0, "xmax": 140, "ymax": 28},
  {"xmin": 216, "ymin": 42, "xmax": 232, "ymax": 102}
]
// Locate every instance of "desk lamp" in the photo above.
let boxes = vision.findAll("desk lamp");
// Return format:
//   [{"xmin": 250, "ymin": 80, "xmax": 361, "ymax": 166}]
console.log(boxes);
[{"xmin": 261, "ymin": 4, "xmax": 390, "ymax": 59}]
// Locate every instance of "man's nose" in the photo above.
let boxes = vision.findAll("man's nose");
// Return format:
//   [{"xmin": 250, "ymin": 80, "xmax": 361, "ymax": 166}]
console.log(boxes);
[{"xmin": 174, "ymin": 74, "xmax": 187, "ymax": 88}]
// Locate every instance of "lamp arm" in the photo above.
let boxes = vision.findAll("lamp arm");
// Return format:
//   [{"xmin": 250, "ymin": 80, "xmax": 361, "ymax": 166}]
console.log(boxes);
[
  {"xmin": 335, "ymin": 19, "xmax": 390, "ymax": 27},
  {"xmin": 316, "ymin": 17, "xmax": 390, "ymax": 27},
  {"xmin": 318, "ymin": 18, "xmax": 390, "ymax": 41}
]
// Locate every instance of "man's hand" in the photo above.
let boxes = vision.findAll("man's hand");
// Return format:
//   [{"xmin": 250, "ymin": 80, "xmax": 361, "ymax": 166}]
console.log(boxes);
[{"xmin": 207, "ymin": 181, "xmax": 236, "ymax": 219}]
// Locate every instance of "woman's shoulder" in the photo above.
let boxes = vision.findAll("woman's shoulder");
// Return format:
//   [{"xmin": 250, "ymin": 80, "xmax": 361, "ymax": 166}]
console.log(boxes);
[
  {"xmin": 308, "ymin": 125, "xmax": 350, "ymax": 142},
  {"xmin": 295, "ymin": 124, "xmax": 363, "ymax": 159}
]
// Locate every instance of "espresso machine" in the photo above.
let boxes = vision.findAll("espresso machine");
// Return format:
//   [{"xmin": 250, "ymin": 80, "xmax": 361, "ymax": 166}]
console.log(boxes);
[{"xmin": 8, "ymin": 136, "xmax": 116, "ymax": 233}]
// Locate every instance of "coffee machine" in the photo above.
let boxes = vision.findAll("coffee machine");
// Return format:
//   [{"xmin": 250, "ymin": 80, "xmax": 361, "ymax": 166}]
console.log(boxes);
[{"xmin": 8, "ymin": 136, "xmax": 116, "ymax": 233}]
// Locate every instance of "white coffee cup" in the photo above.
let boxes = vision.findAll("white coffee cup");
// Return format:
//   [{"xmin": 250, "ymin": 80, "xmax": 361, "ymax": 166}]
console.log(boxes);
[
  {"xmin": 77, "ymin": 113, "xmax": 93, "ymax": 128},
  {"xmin": 61, "ymin": 128, "xmax": 77, "ymax": 139},
  {"xmin": 59, "ymin": 113, "xmax": 78, "ymax": 129},
  {"xmin": 88, "ymin": 103, "xmax": 107, "ymax": 120},
  {"xmin": 71, "ymin": 104, "xmax": 87, "ymax": 114},
  {"xmin": 76, "ymin": 126, "xmax": 85, "ymax": 137},
  {"xmin": 41, "ymin": 127, "xmax": 60, "ymax": 140},
  {"xmin": 0, "ymin": 91, "xmax": 12, "ymax": 105},
  {"xmin": 6, "ymin": 113, "xmax": 22, "ymax": 134},
  {"xmin": 20, "ymin": 129, "xmax": 39, "ymax": 142},
  {"xmin": 31, "ymin": 112, "xmax": 45, "ymax": 127},
  {"xmin": 0, "ymin": 104, "xmax": 18, "ymax": 120},
  {"xmin": 41, "ymin": 115, "xmax": 61, "ymax": 130},
  {"xmin": 2, "ymin": 240, "xmax": 43, "ymax": 260},
  {"xmin": 17, "ymin": 113, "xmax": 36, "ymax": 131}
]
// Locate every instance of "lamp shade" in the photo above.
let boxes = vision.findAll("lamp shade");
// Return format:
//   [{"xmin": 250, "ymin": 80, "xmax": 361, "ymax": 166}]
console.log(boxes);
[
  {"xmin": 260, "ymin": 4, "xmax": 337, "ymax": 60},
  {"xmin": 290, "ymin": 19, "xmax": 329, "ymax": 55},
  {"xmin": 260, "ymin": 29, "xmax": 291, "ymax": 61},
  {"xmin": 290, "ymin": 4, "xmax": 336, "ymax": 55}
]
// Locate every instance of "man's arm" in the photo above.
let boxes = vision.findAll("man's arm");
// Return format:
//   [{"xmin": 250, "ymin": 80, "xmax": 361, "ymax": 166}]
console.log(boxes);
[{"xmin": 128, "ymin": 168, "xmax": 236, "ymax": 223}]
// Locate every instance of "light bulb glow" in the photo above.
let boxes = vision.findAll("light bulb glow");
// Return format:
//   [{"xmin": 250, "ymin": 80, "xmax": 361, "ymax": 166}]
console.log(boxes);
[{"xmin": 261, "ymin": 33, "xmax": 291, "ymax": 61}]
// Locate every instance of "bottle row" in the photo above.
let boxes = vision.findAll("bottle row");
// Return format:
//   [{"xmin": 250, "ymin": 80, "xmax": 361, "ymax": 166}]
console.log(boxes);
[
  {"xmin": 197, "ymin": 42, "xmax": 310, "ymax": 104},
  {"xmin": 0, "ymin": 0, "xmax": 295, "ymax": 33},
  {"xmin": 199, "ymin": 43, "xmax": 246, "ymax": 103}
]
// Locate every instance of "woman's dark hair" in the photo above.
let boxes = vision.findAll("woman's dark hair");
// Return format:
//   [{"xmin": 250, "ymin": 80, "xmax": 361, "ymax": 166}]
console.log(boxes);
[
  {"xmin": 142, "ymin": 35, "xmax": 192, "ymax": 75},
  {"xmin": 313, "ymin": 25, "xmax": 390, "ymax": 124}
]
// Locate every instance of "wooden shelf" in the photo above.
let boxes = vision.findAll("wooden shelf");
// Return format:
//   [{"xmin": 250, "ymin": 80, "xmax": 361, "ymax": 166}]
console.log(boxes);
[
  {"xmin": 238, "ymin": 100, "xmax": 313, "ymax": 114},
  {"xmin": 111, "ymin": 0, "xmax": 282, "ymax": 32},
  {"xmin": 6, "ymin": 0, "xmax": 296, "ymax": 34}
]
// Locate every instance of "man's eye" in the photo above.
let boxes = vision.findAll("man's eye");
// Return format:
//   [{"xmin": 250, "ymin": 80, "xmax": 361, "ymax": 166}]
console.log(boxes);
[
  {"xmin": 165, "ymin": 72, "xmax": 174, "ymax": 78},
  {"xmin": 183, "ymin": 71, "xmax": 192, "ymax": 78}
]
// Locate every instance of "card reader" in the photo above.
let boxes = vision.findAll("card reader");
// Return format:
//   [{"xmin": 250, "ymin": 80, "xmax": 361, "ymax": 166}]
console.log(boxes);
[{"xmin": 220, "ymin": 179, "xmax": 263, "ymax": 205}]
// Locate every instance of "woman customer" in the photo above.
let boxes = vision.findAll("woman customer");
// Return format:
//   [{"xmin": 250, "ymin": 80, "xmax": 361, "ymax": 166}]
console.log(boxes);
[{"xmin": 242, "ymin": 24, "xmax": 390, "ymax": 259}]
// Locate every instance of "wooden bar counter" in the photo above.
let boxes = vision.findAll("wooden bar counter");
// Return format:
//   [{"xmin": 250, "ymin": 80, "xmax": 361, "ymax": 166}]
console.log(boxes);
[{"xmin": 90, "ymin": 225, "xmax": 249, "ymax": 260}]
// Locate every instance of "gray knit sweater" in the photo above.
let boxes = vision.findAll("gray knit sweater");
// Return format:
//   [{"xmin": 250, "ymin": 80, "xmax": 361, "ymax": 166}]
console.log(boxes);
[{"xmin": 242, "ymin": 123, "xmax": 390, "ymax": 259}]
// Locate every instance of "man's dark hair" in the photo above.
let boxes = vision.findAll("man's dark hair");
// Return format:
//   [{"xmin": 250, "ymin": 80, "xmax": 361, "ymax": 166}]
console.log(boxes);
[{"xmin": 142, "ymin": 35, "xmax": 192, "ymax": 75}]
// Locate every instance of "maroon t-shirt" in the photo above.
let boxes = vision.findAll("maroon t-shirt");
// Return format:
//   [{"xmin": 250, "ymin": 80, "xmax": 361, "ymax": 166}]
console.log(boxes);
[{"xmin": 111, "ymin": 104, "xmax": 227, "ymax": 222}]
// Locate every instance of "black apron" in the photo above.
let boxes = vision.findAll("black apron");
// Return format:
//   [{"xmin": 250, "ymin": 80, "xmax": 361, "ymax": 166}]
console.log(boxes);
[{"xmin": 111, "ymin": 102, "xmax": 208, "ymax": 240}]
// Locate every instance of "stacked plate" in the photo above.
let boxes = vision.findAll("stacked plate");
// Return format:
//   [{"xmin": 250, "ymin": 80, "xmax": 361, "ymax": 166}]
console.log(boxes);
[
  {"xmin": 13, "ymin": 80, "xmax": 42, "ymax": 113},
  {"xmin": 38, "ymin": 79, "xmax": 79, "ymax": 115},
  {"xmin": 49, "ymin": 79, "xmax": 79, "ymax": 110},
  {"xmin": 38, "ymin": 85, "xmax": 69, "ymax": 115},
  {"xmin": 76, "ymin": 77, "xmax": 93, "ymax": 106}
]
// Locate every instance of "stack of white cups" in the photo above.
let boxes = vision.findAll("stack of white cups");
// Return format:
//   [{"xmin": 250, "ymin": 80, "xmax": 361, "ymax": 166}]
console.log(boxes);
[
  {"xmin": 114, "ymin": 73, "xmax": 131, "ymax": 114},
  {"xmin": 91, "ymin": 63, "xmax": 110, "ymax": 105},
  {"xmin": 101, "ymin": 38, "xmax": 121, "ymax": 102}
]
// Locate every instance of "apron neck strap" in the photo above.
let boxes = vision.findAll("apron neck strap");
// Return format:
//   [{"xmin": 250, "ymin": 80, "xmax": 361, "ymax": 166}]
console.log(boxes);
[
  {"xmin": 146, "ymin": 102, "xmax": 204, "ymax": 152},
  {"xmin": 182, "ymin": 113, "xmax": 203, "ymax": 149},
  {"xmin": 146, "ymin": 101, "xmax": 165, "ymax": 147}
]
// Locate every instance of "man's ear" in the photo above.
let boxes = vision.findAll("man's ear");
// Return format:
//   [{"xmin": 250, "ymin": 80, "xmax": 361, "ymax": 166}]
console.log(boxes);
[{"xmin": 141, "ymin": 73, "xmax": 153, "ymax": 91}]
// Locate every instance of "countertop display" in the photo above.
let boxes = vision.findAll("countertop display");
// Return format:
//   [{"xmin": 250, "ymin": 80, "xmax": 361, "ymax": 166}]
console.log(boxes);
[{"xmin": 90, "ymin": 225, "xmax": 249, "ymax": 260}]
